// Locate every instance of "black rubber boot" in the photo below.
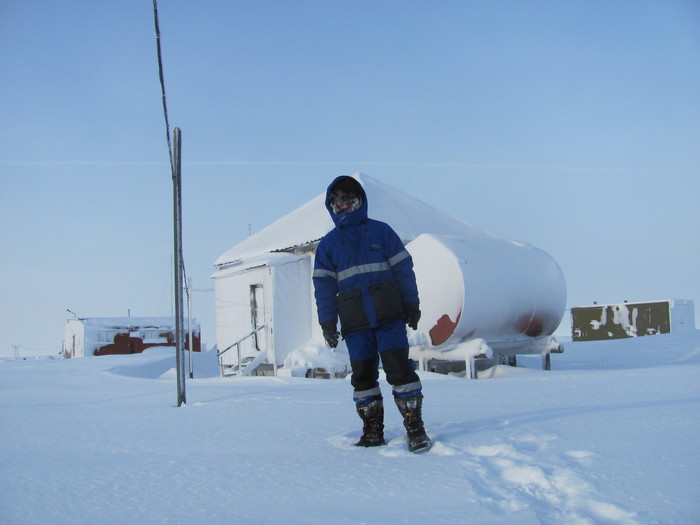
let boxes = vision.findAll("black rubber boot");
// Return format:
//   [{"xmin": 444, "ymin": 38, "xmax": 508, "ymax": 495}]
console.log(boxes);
[
  {"xmin": 395, "ymin": 393, "xmax": 432, "ymax": 453},
  {"xmin": 354, "ymin": 396, "xmax": 385, "ymax": 447}
]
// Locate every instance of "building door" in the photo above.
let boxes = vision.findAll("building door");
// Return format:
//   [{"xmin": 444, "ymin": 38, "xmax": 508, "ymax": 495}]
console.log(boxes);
[{"xmin": 250, "ymin": 284, "xmax": 267, "ymax": 352}]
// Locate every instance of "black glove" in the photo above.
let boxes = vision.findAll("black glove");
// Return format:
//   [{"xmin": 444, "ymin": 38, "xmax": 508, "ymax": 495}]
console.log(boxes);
[
  {"xmin": 404, "ymin": 302, "xmax": 421, "ymax": 330},
  {"xmin": 321, "ymin": 322, "xmax": 340, "ymax": 348}
]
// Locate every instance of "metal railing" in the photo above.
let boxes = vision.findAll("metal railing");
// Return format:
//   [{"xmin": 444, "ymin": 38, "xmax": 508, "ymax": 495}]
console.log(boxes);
[{"xmin": 217, "ymin": 325, "xmax": 267, "ymax": 377}]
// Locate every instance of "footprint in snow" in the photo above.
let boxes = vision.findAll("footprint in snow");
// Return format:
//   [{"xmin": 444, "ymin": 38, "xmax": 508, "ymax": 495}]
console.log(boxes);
[{"xmin": 466, "ymin": 440, "xmax": 638, "ymax": 524}]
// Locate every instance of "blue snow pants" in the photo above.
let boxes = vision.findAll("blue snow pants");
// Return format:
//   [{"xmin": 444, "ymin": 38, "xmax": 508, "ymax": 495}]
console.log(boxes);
[{"xmin": 346, "ymin": 319, "xmax": 421, "ymax": 404}]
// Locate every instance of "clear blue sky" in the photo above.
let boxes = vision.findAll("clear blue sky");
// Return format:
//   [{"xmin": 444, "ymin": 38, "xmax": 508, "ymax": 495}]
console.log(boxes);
[{"xmin": 1, "ymin": 1, "xmax": 699, "ymax": 357}]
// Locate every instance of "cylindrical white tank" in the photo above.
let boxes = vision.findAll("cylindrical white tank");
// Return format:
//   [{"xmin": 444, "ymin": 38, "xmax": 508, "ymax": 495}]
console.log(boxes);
[{"xmin": 407, "ymin": 234, "xmax": 566, "ymax": 348}]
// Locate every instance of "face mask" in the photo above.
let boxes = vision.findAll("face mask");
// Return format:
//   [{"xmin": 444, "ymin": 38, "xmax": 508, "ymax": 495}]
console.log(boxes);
[{"xmin": 330, "ymin": 191, "xmax": 361, "ymax": 215}]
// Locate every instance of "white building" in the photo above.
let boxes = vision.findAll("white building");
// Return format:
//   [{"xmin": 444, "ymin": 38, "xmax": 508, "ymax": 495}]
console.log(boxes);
[{"xmin": 64, "ymin": 317, "xmax": 200, "ymax": 358}]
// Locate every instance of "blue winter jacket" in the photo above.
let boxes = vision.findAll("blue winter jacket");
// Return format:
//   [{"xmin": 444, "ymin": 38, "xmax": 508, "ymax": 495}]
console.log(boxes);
[{"xmin": 313, "ymin": 176, "xmax": 420, "ymax": 335}]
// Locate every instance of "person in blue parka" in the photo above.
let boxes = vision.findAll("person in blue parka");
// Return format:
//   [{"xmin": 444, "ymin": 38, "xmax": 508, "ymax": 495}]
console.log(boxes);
[{"xmin": 312, "ymin": 175, "xmax": 431, "ymax": 453}]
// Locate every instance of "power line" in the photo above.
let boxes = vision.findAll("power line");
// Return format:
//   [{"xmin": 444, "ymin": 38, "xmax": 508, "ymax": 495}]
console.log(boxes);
[{"xmin": 152, "ymin": 0, "xmax": 173, "ymax": 174}]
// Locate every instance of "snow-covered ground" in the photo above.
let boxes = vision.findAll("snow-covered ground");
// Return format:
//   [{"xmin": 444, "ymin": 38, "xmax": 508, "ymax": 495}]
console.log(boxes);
[{"xmin": 2, "ymin": 331, "xmax": 699, "ymax": 525}]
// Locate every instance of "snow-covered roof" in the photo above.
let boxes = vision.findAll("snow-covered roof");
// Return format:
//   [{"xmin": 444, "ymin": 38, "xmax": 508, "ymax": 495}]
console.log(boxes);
[
  {"xmin": 67, "ymin": 317, "xmax": 199, "ymax": 330},
  {"xmin": 214, "ymin": 173, "xmax": 499, "ymax": 268}
]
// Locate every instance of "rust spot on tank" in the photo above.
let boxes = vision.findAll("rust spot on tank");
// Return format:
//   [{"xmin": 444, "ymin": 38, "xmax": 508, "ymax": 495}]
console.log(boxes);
[
  {"xmin": 518, "ymin": 316, "xmax": 550, "ymax": 338},
  {"xmin": 429, "ymin": 312, "xmax": 461, "ymax": 346}
]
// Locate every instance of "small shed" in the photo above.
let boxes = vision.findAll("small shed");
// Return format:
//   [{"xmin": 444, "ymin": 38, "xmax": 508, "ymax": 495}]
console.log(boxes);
[{"xmin": 64, "ymin": 317, "xmax": 201, "ymax": 358}]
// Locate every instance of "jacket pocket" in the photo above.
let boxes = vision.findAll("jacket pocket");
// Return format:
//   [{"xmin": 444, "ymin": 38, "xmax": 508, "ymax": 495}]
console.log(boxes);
[
  {"xmin": 337, "ymin": 288, "xmax": 369, "ymax": 333},
  {"xmin": 369, "ymin": 280, "xmax": 405, "ymax": 325}
]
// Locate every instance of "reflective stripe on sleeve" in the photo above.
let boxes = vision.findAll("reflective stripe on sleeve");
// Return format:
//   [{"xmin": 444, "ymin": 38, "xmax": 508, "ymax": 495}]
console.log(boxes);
[
  {"xmin": 313, "ymin": 268, "xmax": 338, "ymax": 279},
  {"xmin": 388, "ymin": 249, "xmax": 410, "ymax": 267}
]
